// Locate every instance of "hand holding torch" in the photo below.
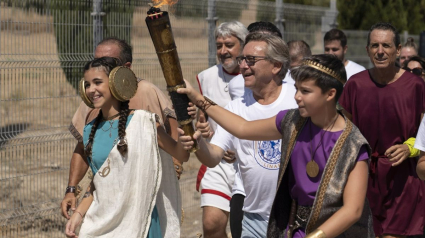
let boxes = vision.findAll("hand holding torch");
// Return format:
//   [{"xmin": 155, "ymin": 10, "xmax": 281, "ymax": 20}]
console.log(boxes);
[{"xmin": 145, "ymin": 6, "xmax": 198, "ymax": 152}]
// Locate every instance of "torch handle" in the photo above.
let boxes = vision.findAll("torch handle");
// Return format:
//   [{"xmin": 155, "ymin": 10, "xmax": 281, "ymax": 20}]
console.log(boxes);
[
  {"xmin": 168, "ymin": 87, "xmax": 198, "ymax": 152},
  {"xmin": 180, "ymin": 123, "xmax": 198, "ymax": 153},
  {"xmin": 146, "ymin": 11, "xmax": 198, "ymax": 152}
]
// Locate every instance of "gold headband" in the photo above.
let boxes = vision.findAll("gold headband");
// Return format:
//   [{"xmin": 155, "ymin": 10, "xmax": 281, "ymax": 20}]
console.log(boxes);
[{"xmin": 303, "ymin": 60, "xmax": 345, "ymax": 84}]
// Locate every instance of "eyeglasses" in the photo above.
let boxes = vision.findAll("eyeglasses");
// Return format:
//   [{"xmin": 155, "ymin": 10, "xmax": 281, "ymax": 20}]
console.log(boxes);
[
  {"xmin": 236, "ymin": 56, "xmax": 269, "ymax": 66},
  {"xmin": 403, "ymin": 67, "xmax": 425, "ymax": 76}
]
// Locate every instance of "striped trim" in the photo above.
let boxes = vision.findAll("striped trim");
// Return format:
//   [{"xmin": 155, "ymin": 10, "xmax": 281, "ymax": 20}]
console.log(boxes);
[
  {"xmin": 196, "ymin": 165, "xmax": 207, "ymax": 191},
  {"xmin": 306, "ymin": 119, "xmax": 353, "ymax": 233},
  {"xmin": 201, "ymin": 189, "xmax": 231, "ymax": 201},
  {"xmin": 68, "ymin": 123, "xmax": 83, "ymax": 143},
  {"xmin": 196, "ymin": 75, "xmax": 203, "ymax": 95}
]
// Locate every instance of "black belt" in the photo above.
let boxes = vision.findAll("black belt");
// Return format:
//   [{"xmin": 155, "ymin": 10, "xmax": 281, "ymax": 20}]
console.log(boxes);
[{"xmin": 287, "ymin": 200, "xmax": 312, "ymax": 238}]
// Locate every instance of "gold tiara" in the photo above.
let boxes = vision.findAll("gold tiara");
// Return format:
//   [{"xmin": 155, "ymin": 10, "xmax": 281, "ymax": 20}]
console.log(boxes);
[{"xmin": 303, "ymin": 60, "xmax": 344, "ymax": 84}]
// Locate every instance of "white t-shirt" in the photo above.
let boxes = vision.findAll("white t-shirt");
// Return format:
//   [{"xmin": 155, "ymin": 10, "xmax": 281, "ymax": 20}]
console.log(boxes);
[
  {"xmin": 197, "ymin": 64, "xmax": 244, "ymax": 132},
  {"xmin": 231, "ymin": 72, "xmax": 295, "ymax": 197},
  {"xmin": 345, "ymin": 60, "xmax": 366, "ymax": 80},
  {"xmin": 210, "ymin": 81, "xmax": 298, "ymax": 221},
  {"xmin": 414, "ymin": 117, "xmax": 425, "ymax": 151}
]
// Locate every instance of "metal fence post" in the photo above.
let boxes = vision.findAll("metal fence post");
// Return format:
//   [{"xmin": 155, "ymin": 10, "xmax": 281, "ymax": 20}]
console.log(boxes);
[
  {"xmin": 92, "ymin": 0, "xmax": 105, "ymax": 54},
  {"xmin": 321, "ymin": 0, "xmax": 338, "ymax": 33},
  {"xmin": 207, "ymin": 0, "xmax": 217, "ymax": 67},
  {"xmin": 275, "ymin": 0, "xmax": 285, "ymax": 39},
  {"xmin": 420, "ymin": 31, "xmax": 425, "ymax": 58},
  {"xmin": 403, "ymin": 30, "xmax": 408, "ymax": 44}
]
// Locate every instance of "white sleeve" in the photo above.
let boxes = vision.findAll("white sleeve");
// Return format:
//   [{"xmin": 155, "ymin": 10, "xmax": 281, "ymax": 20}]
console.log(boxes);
[
  {"xmin": 210, "ymin": 103, "xmax": 235, "ymax": 152},
  {"xmin": 414, "ymin": 117, "xmax": 425, "ymax": 151}
]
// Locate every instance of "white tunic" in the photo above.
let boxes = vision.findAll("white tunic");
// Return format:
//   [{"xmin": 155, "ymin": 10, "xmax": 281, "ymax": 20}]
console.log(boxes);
[{"xmin": 79, "ymin": 110, "xmax": 181, "ymax": 238}]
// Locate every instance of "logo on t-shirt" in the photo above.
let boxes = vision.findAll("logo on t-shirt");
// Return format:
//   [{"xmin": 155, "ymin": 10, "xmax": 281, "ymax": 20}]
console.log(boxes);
[{"xmin": 254, "ymin": 140, "xmax": 281, "ymax": 170}]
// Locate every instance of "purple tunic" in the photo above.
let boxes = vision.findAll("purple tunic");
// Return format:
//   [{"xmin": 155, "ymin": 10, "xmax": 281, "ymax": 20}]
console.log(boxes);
[
  {"xmin": 276, "ymin": 110, "xmax": 369, "ymax": 238},
  {"xmin": 339, "ymin": 70, "xmax": 425, "ymax": 236}
]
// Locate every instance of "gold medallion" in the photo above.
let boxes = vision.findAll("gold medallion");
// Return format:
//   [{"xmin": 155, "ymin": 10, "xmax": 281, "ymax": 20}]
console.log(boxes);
[{"xmin": 306, "ymin": 160, "xmax": 319, "ymax": 178}]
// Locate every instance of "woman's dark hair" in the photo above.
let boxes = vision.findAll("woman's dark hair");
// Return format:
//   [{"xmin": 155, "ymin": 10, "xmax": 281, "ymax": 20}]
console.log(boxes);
[
  {"xmin": 83, "ymin": 56, "xmax": 121, "ymax": 75},
  {"xmin": 291, "ymin": 54, "xmax": 347, "ymax": 101},
  {"xmin": 84, "ymin": 57, "xmax": 130, "ymax": 159},
  {"xmin": 403, "ymin": 55, "xmax": 425, "ymax": 69}
]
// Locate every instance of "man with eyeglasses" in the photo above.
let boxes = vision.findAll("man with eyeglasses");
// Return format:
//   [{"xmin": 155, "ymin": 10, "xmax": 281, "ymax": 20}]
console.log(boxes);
[
  {"xmin": 192, "ymin": 32, "xmax": 297, "ymax": 237},
  {"xmin": 195, "ymin": 21, "xmax": 247, "ymax": 238}
]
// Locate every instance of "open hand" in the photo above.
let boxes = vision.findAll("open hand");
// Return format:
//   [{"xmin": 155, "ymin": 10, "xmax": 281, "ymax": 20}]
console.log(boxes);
[
  {"xmin": 61, "ymin": 193, "xmax": 77, "ymax": 219},
  {"xmin": 65, "ymin": 212, "xmax": 83, "ymax": 238},
  {"xmin": 385, "ymin": 144, "xmax": 410, "ymax": 166}
]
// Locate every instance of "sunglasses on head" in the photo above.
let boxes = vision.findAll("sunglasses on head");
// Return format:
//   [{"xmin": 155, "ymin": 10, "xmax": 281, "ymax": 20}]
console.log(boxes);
[{"xmin": 403, "ymin": 67, "xmax": 425, "ymax": 76}]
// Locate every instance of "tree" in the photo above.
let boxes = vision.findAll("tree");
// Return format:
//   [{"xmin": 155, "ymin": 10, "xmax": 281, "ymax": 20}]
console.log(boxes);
[
  {"xmin": 338, "ymin": 0, "xmax": 425, "ymax": 34},
  {"xmin": 173, "ymin": 0, "xmax": 248, "ymax": 20},
  {"xmin": 12, "ymin": 0, "xmax": 135, "ymax": 91}
]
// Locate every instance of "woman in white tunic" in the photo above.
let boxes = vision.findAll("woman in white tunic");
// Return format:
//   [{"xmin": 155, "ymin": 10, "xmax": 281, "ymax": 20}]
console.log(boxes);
[{"xmin": 65, "ymin": 57, "xmax": 189, "ymax": 238}]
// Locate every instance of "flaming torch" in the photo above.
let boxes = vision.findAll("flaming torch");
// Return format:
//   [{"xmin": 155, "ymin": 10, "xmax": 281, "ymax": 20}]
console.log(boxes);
[{"xmin": 145, "ymin": 1, "xmax": 198, "ymax": 152}]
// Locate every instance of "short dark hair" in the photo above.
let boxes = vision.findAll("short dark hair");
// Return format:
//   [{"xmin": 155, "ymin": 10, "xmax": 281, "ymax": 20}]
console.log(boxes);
[
  {"xmin": 291, "ymin": 54, "xmax": 347, "ymax": 101},
  {"xmin": 367, "ymin": 22, "xmax": 400, "ymax": 47},
  {"xmin": 324, "ymin": 29, "xmax": 347, "ymax": 47},
  {"xmin": 98, "ymin": 37, "xmax": 133, "ymax": 64},
  {"xmin": 247, "ymin": 21, "xmax": 282, "ymax": 38},
  {"xmin": 403, "ymin": 55, "xmax": 425, "ymax": 69}
]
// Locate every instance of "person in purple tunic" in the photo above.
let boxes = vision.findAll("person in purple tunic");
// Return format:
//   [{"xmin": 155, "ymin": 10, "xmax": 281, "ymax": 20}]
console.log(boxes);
[
  {"xmin": 178, "ymin": 54, "xmax": 374, "ymax": 238},
  {"xmin": 339, "ymin": 22, "xmax": 425, "ymax": 238}
]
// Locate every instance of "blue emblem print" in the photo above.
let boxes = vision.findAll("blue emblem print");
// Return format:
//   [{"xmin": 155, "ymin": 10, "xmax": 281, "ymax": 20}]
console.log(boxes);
[{"xmin": 254, "ymin": 140, "xmax": 281, "ymax": 170}]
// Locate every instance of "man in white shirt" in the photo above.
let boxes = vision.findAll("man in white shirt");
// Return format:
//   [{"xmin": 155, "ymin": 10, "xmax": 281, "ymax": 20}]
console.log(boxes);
[
  {"xmin": 324, "ymin": 29, "xmax": 366, "ymax": 80},
  {"xmin": 196, "ymin": 21, "xmax": 247, "ymax": 238},
  {"xmin": 189, "ymin": 33, "xmax": 297, "ymax": 237}
]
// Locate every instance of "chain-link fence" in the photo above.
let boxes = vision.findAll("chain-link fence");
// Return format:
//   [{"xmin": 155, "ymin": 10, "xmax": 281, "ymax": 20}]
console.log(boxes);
[{"xmin": 0, "ymin": 0, "xmax": 419, "ymax": 237}]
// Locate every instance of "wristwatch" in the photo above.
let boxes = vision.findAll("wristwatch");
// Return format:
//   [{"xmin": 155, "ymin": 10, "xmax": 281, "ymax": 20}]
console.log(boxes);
[{"xmin": 65, "ymin": 186, "xmax": 76, "ymax": 195}]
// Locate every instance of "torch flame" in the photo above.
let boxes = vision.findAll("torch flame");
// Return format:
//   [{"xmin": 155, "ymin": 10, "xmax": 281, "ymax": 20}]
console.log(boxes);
[{"xmin": 152, "ymin": 0, "xmax": 179, "ymax": 8}]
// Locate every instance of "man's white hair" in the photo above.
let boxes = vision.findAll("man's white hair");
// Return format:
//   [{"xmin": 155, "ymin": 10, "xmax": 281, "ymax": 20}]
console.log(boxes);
[{"xmin": 215, "ymin": 21, "xmax": 249, "ymax": 46}]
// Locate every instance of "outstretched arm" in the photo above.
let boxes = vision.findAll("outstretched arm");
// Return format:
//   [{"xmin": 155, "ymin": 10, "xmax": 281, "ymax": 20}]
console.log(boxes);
[
  {"xmin": 177, "ymin": 81, "xmax": 281, "ymax": 141},
  {"xmin": 312, "ymin": 160, "xmax": 368, "ymax": 238}
]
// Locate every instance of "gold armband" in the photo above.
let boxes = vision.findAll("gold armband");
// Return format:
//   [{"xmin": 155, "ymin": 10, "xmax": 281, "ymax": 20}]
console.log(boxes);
[
  {"xmin": 403, "ymin": 137, "xmax": 420, "ymax": 158},
  {"xmin": 305, "ymin": 229, "xmax": 327, "ymax": 238},
  {"xmin": 195, "ymin": 96, "xmax": 217, "ymax": 113}
]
